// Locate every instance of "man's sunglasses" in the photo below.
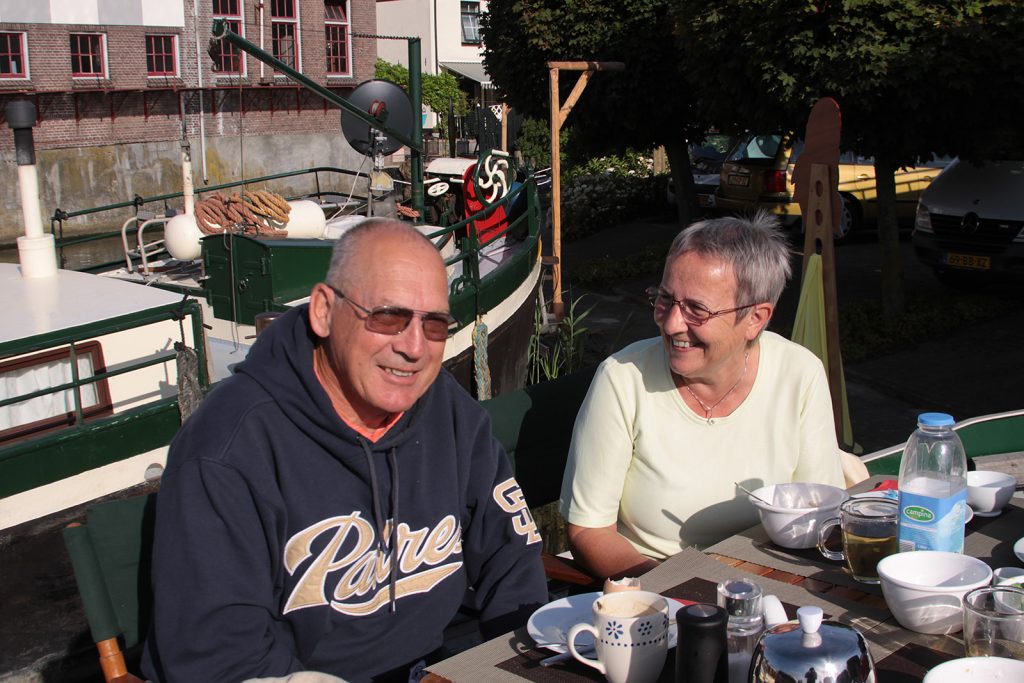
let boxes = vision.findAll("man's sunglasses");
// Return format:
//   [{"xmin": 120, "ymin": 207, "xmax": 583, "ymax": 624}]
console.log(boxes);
[{"xmin": 323, "ymin": 283, "xmax": 456, "ymax": 342}]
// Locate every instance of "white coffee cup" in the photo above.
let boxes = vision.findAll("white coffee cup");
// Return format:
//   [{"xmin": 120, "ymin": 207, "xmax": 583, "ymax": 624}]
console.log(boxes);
[{"xmin": 566, "ymin": 590, "xmax": 669, "ymax": 683}]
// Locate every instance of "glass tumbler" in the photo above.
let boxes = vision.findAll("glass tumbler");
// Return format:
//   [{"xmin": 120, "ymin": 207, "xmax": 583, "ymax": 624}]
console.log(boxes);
[{"xmin": 963, "ymin": 586, "xmax": 1024, "ymax": 660}]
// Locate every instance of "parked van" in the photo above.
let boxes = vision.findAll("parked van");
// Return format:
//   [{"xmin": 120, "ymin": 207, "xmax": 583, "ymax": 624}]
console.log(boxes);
[
  {"xmin": 715, "ymin": 133, "xmax": 948, "ymax": 239},
  {"xmin": 912, "ymin": 159, "xmax": 1024, "ymax": 283}
]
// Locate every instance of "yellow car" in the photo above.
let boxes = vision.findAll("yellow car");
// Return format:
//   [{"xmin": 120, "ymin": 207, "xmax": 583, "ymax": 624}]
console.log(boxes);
[{"xmin": 715, "ymin": 133, "xmax": 949, "ymax": 239}]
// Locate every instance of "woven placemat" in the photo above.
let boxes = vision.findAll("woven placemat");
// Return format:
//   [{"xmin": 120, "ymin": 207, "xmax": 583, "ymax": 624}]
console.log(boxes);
[{"xmin": 873, "ymin": 641, "xmax": 958, "ymax": 682}]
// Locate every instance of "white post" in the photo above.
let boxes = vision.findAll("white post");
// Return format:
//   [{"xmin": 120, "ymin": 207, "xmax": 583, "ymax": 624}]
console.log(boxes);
[{"xmin": 7, "ymin": 100, "xmax": 57, "ymax": 279}]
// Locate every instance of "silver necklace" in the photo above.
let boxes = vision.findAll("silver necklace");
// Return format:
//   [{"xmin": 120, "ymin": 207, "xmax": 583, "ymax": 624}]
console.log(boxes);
[{"xmin": 683, "ymin": 350, "xmax": 749, "ymax": 424}]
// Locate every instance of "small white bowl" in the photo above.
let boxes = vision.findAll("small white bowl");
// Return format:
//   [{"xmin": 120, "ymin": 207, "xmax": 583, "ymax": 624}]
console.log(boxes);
[
  {"xmin": 747, "ymin": 483, "xmax": 848, "ymax": 549},
  {"xmin": 993, "ymin": 566, "xmax": 1024, "ymax": 588},
  {"xmin": 877, "ymin": 551, "xmax": 993, "ymax": 634},
  {"xmin": 966, "ymin": 470, "xmax": 1017, "ymax": 516},
  {"xmin": 923, "ymin": 656, "xmax": 1024, "ymax": 682}
]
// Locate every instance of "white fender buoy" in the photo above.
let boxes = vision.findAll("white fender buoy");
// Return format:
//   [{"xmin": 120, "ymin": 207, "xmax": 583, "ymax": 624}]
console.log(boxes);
[
  {"xmin": 164, "ymin": 213, "xmax": 204, "ymax": 260},
  {"xmin": 284, "ymin": 199, "xmax": 327, "ymax": 238}
]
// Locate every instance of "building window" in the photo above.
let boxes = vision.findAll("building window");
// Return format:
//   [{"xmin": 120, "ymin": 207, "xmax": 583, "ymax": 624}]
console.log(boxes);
[
  {"xmin": 212, "ymin": 0, "xmax": 244, "ymax": 74},
  {"xmin": 146, "ymin": 35, "xmax": 178, "ymax": 77},
  {"xmin": 461, "ymin": 2, "xmax": 482, "ymax": 44},
  {"xmin": 324, "ymin": 0, "xmax": 350, "ymax": 76},
  {"xmin": 70, "ymin": 33, "xmax": 106, "ymax": 78},
  {"xmin": 0, "ymin": 32, "xmax": 27, "ymax": 78},
  {"xmin": 271, "ymin": 0, "xmax": 299, "ymax": 70},
  {"xmin": 0, "ymin": 342, "xmax": 113, "ymax": 445}
]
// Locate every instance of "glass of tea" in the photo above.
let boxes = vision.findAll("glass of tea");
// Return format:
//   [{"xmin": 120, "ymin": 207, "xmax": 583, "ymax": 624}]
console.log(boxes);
[
  {"xmin": 817, "ymin": 497, "xmax": 899, "ymax": 583},
  {"xmin": 963, "ymin": 586, "xmax": 1024, "ymax": 659}
]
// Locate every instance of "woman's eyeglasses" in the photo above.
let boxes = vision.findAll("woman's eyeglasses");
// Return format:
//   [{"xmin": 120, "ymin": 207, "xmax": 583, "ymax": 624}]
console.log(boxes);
[
  {"xmin": 324, "ymin": 283, "xmax": 456, "ymax": 341},
  {"xmin": 645, "ymin": 286, "xmax": 755, "ymax": 326}
]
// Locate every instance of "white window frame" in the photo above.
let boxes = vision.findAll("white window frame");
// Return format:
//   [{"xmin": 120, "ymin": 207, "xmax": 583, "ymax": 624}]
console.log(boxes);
[
  {"xmin": 145, "ymin": 34, "xmax": 180, "ymax": 78},
  {"xmin": 70, "ymin": 32, "xmax": 108, "ymax": 79},
  {"xmin": 0, "ymin": 31, "xmax": 29, "ymax": 80},
  {"xmin": 461, "ymin": 2, "xmax": 482, "ymax": 45},
  {"xmin": 271, "ymin": 0, "xmax": 302, "ymax": 76},
  {"xmin": 212, "ymin": 0, "xmax": 247, "ymax": 78},
  {"xmin": 324, "ymin": 0, "xmax": 351, "ymax": 78}
]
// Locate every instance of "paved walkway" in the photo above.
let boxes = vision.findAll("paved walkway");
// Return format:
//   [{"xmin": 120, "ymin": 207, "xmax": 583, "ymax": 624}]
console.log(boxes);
[{"xmin": 555, "ymin": 216, "xmax": 1024, "ymax": 454}]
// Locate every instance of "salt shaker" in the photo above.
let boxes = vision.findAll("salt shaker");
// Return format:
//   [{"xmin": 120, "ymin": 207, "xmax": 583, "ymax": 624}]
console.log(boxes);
[
  {"xmin": 675, "ymin": 603, "xmax": 728, "ymax": 683},
  {"xmin": 716, "ymin": 579, "xmax": 765, "ymax": 683}
]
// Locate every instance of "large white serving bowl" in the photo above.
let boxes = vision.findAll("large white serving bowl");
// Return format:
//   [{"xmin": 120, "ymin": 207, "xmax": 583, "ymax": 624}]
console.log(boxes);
[
  {"xmin": 877, "ymin": 551, "xmax": 993, "ymax": 634},
  {"xmin": 923, "ymin": 656, "xmax": 1024, "ymax": 682},
  {"xmin": 748, "ymin": 483, "xmax": 848, "ymax": 549},
  {"xmin": 966, "ymin": 470, "xmax": 1017, "ymax": 516}
]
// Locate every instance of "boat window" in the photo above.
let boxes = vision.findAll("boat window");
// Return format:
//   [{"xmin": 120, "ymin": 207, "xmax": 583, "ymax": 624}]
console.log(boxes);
[{"xmin": 0, "ymin": 342, "xmax": 113, "ymax": 444}]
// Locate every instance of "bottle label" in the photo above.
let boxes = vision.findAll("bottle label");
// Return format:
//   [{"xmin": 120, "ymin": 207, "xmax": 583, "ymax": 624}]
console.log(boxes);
[{"xmin": 897, "ymin": 488, "xmax": 966, "ymax": 553}]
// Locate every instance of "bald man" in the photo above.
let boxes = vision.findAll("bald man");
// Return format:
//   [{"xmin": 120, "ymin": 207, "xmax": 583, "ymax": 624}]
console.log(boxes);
[{"xmin": 143, "ymin": 219, "xmax": 546, "ymax": 683}]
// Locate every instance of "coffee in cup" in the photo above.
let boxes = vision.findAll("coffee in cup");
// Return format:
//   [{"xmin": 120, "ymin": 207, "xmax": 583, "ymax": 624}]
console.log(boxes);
[{"xmin": 567, "ymin": 590, "xmax": 669, "ymax": 683}]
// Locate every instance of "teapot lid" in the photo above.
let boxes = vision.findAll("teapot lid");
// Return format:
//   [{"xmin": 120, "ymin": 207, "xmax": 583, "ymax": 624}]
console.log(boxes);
[{"xmin": 751, "ymin": 607, "xmax": 874, "ymax": 682}]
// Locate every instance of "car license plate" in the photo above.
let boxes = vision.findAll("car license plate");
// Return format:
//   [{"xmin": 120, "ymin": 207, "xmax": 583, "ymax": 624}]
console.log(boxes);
[
  {"xmin": 945, "ymin": 253, "xmax": 991, "ymax": 270},
  {"xmin": 727, "ymin": 174, "xmax": 749, "ymax": 187}
]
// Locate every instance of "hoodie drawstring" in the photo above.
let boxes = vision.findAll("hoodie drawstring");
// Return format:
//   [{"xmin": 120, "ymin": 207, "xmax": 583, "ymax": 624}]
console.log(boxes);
[
  {"xmin": 387, "ymin": 448, "xmax": 399, "ymax": 614},
  {"xmin": 358, "ymin": 437, "xmax": 400, "ymax": 614}
]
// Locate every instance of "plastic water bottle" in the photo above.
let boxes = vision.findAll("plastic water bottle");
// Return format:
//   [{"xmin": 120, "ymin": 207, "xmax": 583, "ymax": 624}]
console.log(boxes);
[{"xmin": 897, "ymin": 412, "xmax": 968, "ymax": 553}]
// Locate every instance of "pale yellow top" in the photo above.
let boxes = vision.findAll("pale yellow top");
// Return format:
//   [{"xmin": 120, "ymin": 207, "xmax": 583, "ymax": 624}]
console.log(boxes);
[{"xmin": 560, "ymin": 332, "xmax": 845, "ymax": 557}]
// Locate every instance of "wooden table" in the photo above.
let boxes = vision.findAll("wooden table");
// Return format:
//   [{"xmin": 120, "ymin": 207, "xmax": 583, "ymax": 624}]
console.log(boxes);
[{"xmin": 424, "ymin": 474, "xmax": 1024, "ymax": 682}]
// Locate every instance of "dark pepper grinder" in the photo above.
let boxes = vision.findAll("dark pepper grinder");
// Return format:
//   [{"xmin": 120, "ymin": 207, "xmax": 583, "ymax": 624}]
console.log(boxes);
[{"xmin": 675, "ymin": 603, "xmax": 728, "ymax": 683}]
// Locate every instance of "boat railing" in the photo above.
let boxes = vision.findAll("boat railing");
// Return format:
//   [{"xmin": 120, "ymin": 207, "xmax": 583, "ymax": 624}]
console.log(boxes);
[
  {"xmin": 426, "ymin": 177, "xmax": 541, "ymax": 305},
  {"xmin": 50, "ymin": 165, "xmax": 370, "ymax": 273},
  {"xmin": 121, "ymin": 214, "xmax": 173, "ymax": 275},
  {"xmin": 0, "ymin": 298, "xmax": 210, "ymax": 449}
]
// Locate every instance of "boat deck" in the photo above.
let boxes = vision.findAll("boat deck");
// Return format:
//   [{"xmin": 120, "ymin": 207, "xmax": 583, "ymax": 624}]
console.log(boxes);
[{"xmin": 1, "ymin": 263, "xmax": 189, "ymax": 347}]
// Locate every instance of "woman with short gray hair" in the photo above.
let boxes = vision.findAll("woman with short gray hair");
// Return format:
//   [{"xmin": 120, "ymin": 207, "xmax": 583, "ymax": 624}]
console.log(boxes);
[{"xmin": 559, "ymin": 213, "xmax": 844, "ymax": 579}]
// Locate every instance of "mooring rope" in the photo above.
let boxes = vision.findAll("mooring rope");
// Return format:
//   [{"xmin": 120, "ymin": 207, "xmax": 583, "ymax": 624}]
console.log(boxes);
[
  {"xmin": 472, "ymin": 319, "xmax": 491, "ymax": 400},
  {"xmin": 174, "ymin": 341, "xmax": 203, "ymax": 423}
]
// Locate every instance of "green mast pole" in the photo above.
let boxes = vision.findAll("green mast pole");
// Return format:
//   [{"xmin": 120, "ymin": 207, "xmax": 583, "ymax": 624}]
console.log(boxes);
[{"xmin": 408, "ymin": 38, "xmax": 424, "ymax": 223}]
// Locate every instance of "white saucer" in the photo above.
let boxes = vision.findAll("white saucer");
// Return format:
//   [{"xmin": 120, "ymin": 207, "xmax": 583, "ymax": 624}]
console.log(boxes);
[
  {"xmin": 527, "ymin": 592, "xmax": 682, "ymax": 654},
  {"xmin": 1014, "ymin": 537, "xmax": 1024, "ymax": 564},
  {"xmin": 972, "ymin": 508, "xmax": 1003, "ymax": 518}
]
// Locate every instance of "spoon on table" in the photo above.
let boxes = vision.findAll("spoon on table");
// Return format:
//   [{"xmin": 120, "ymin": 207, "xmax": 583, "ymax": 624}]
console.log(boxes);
[{"xmin": 736, "ymin": 482, "xmax": 773, "ymax": 506}]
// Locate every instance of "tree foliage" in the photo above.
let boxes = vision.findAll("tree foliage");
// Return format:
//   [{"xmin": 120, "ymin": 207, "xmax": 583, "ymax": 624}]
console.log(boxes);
[
  {"xmin": 374, "ymin": 59, "xmax": 469, "ymax": 136},
  {"xmin": 674, "ymin": 0, "xmax": 1024, "ymax": 317},
  {"xmin": 484, "ymin": 0, "xmax": 710, "ymax": 225}
]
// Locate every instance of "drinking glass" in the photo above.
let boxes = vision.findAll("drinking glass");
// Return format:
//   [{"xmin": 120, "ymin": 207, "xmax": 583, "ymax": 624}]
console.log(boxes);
[
  {"xmin": 963, "ymin": 586, "xmax": 1024, "ymax": 659},
  {"xmin": 817, "ymin": 497, "xmax": 899, "ymax": 583}
]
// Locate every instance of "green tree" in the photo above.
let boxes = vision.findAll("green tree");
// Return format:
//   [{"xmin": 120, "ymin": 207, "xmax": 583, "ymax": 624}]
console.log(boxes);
[
  {"xmin": 675, "ymin": 0, "xmax": 1024, "ymax": 317},
  {"xmin": 484, "ymin": 0, "xmax": 710, "ymax": 227},
  {"xmin": 374, "ymin": 59, "xmax": 469, "ymax": 137}
]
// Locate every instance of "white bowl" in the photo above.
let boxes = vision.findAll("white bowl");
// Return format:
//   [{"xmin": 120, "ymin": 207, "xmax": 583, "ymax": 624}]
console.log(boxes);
[
  {"xmin": 993, "ymin": 566, "xmax": 1024, "ymax": 588},
  {"xmin": 877, "ymin": 551, "xmax": 993, "ymax": 634},
  {"xmin": 923, "ymin": 656, "xmax": 1024, "ymax": 682},
  {"xmin": 966, "ymin": 470, "xmax": 1017, "ymax": 516},
  {"xmin": 748, "ymin": 483, "xmax": 848, "ymax": 549}
]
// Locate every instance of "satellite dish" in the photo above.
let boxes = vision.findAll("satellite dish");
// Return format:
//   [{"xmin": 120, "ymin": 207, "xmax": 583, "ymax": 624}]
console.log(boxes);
[{"xmin": 341, "ymin": 79, "xmax": 414, "ymax": 156}]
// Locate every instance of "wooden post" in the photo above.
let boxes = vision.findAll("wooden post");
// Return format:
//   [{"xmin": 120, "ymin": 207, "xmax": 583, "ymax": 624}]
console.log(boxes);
[
  {"xmin": 803, "ymin": 162, "xmax": 844, "ymax": 439},
  {"xmin": 546, "ymin": 60, "xmax": 624, "ymax": 320},
  {"xmin": 500, "ymin": 103, "xmax": 509, "ymax": 152}
]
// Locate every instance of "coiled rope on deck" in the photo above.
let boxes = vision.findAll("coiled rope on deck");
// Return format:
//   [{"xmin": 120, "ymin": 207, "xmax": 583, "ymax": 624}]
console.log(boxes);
[{"xmin": 193, "ymin": 190, "xmax": 292, "ymax": 237}]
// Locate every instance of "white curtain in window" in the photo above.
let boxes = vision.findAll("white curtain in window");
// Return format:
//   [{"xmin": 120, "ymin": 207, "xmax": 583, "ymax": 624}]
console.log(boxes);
[{"xmin": 0, "ymin": 356, "xmax": 99, "ymax": 431}]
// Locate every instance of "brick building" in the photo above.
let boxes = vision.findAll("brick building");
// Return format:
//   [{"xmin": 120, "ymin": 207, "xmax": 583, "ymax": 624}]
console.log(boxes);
[{"xmin": 0, "ymin": 0, "xmax": 380, "ymax": 240}]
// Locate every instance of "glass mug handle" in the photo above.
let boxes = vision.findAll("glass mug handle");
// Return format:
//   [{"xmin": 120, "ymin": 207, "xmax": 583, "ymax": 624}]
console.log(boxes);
[{"xmin": 817, "ymin": 516, "xmax": 845, "ymax": 561}]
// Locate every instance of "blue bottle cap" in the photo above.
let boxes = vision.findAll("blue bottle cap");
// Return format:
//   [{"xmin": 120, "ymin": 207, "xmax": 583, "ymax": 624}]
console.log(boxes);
[{"xmin": 918, "ymin": 412, "xmax": 955, "ymax": 427}]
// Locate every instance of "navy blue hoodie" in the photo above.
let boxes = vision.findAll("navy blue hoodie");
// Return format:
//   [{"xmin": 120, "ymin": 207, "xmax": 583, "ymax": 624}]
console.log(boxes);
[{"xmin": 142, "ymin": 305, "xmax": 547, "ymax": 682}]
